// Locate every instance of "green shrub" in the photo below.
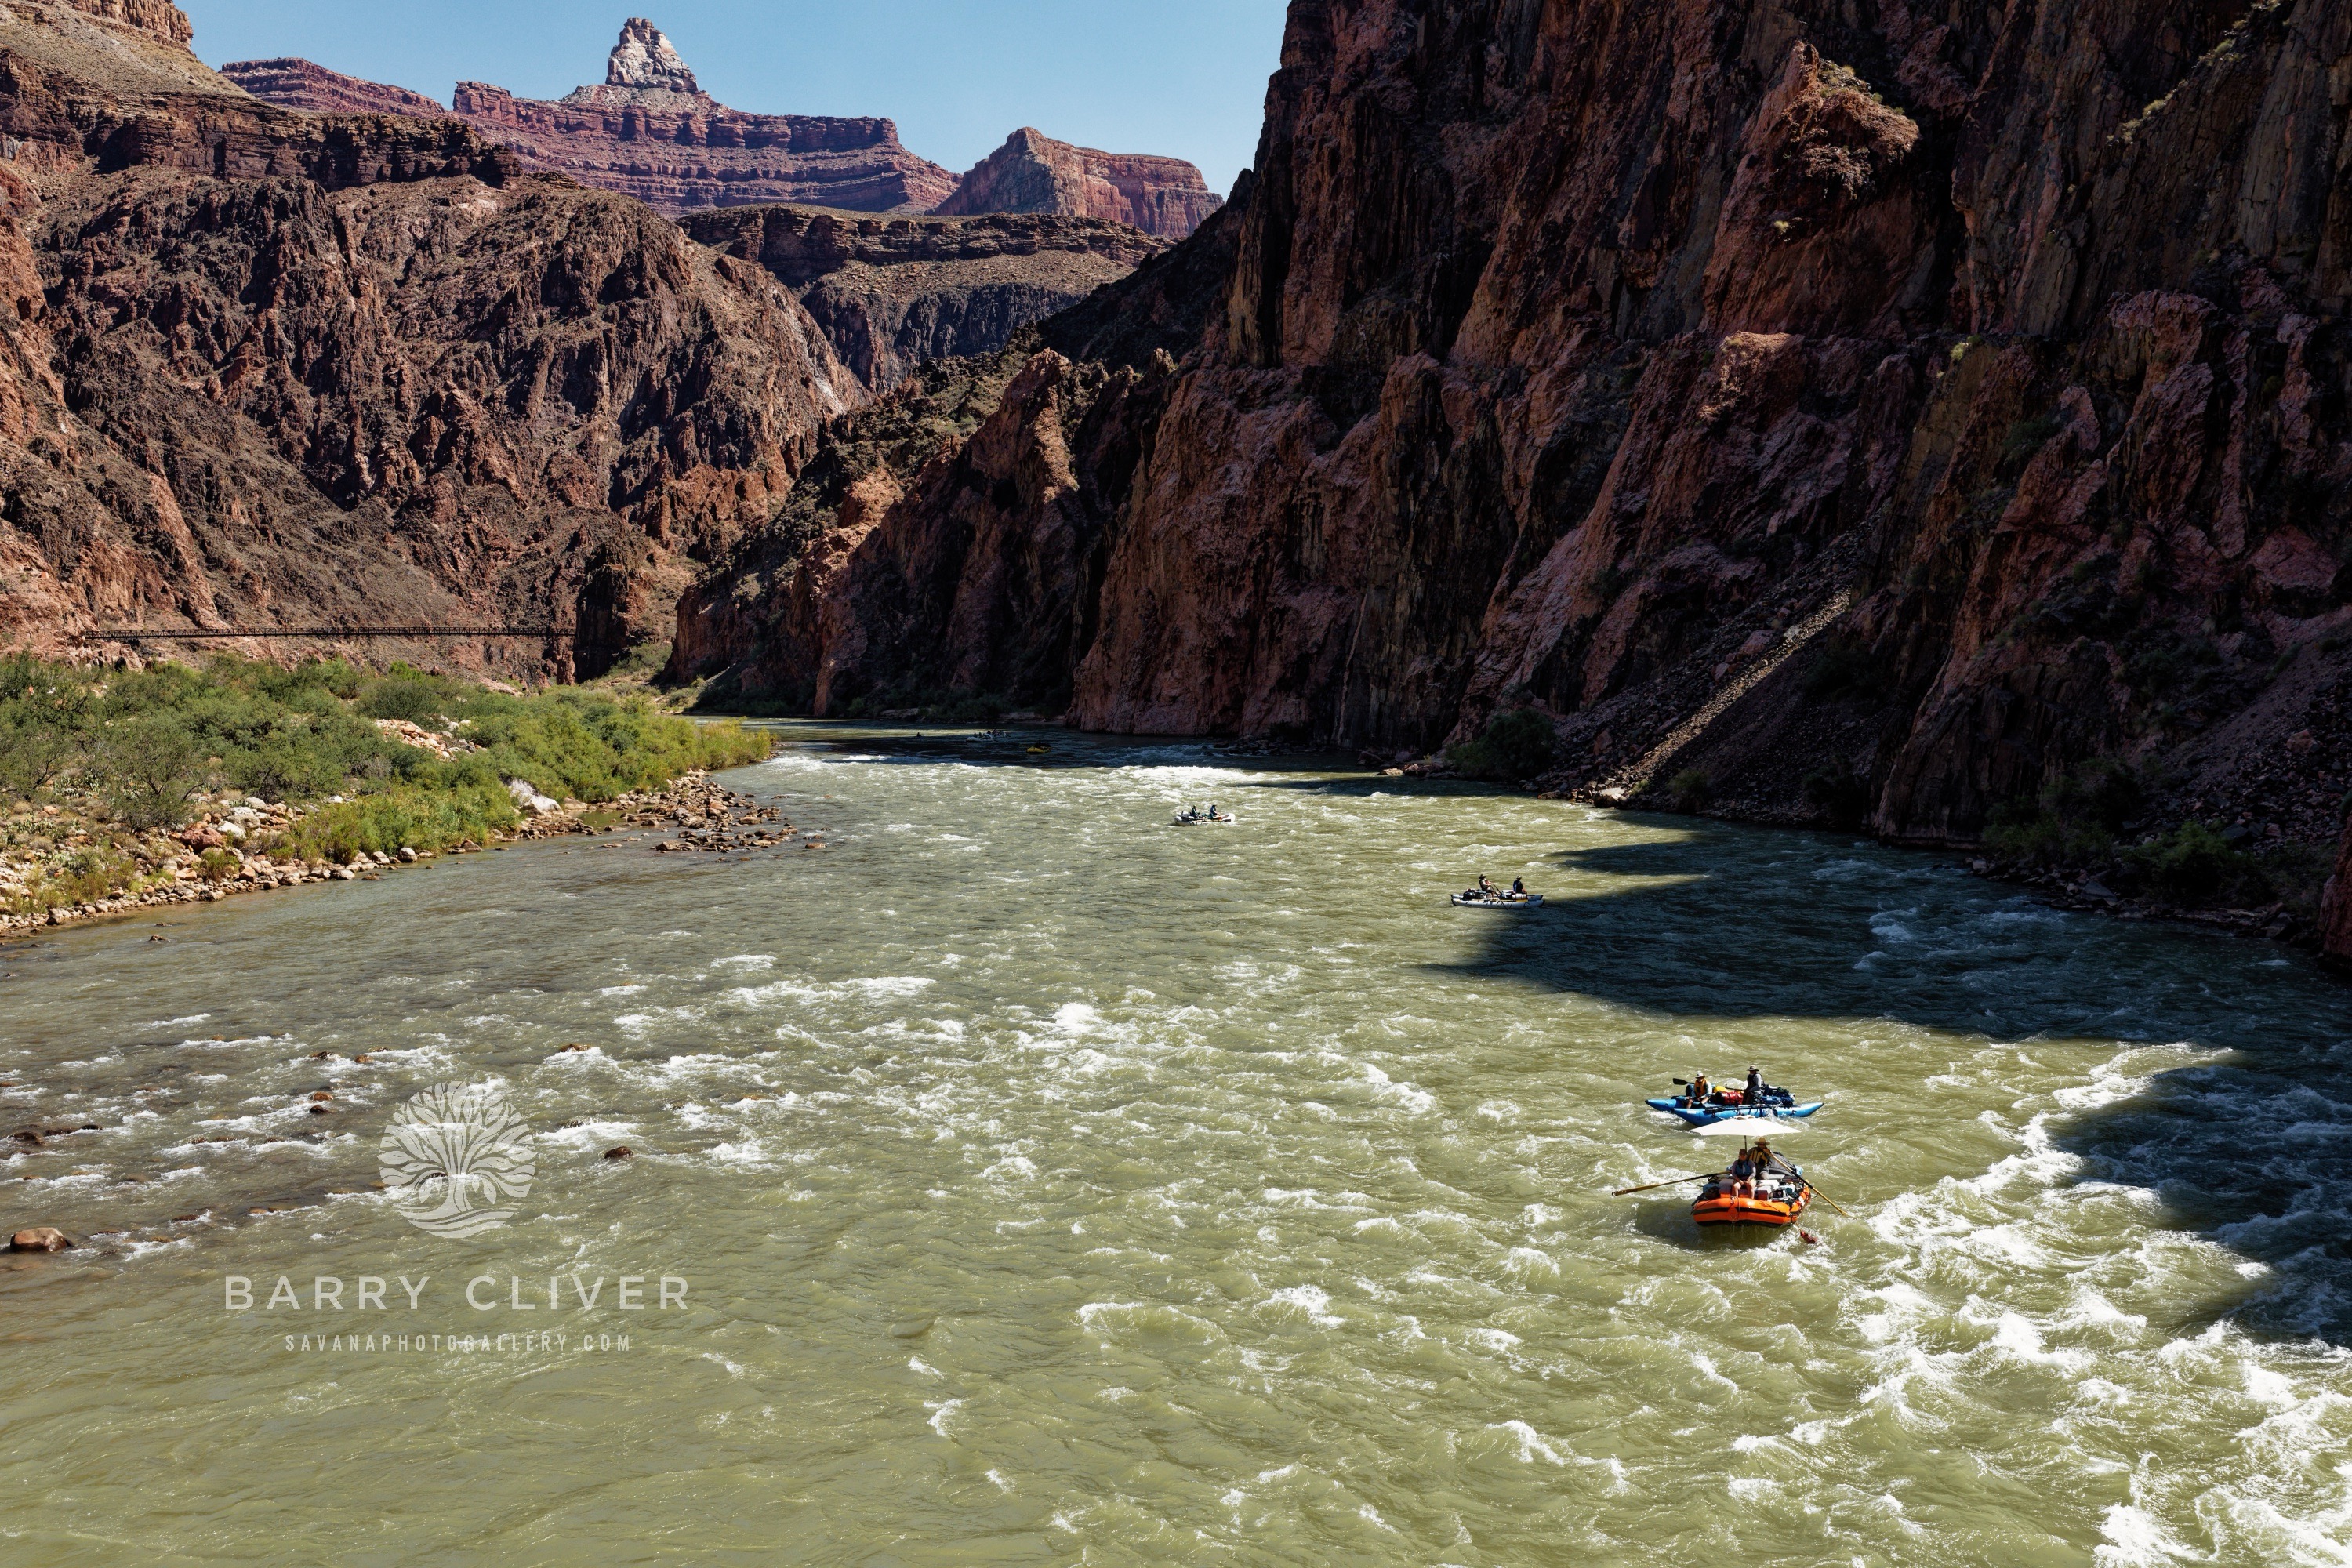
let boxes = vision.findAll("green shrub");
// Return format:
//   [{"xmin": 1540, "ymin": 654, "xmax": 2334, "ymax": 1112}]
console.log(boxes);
[
  {"xmin": 0, "ymin": 652, "xmax": 92, "ymax": 797},
  {"xmin": 1446, "ymin": 708, "xmax": 1557, "ymax": 782},
  {"xmin": 358, "ymin": 677, "xmax": 448, "ymax": 724},
  {"xmin": 0, "ymin": 653, "xmax": 770, "ymax": 846},
  {"xmin": 90, "ymin": 714, "xmax": 207, "ymax": 828},
  {"xmin": 280, "ymin": 782, "xmax": 517, "ymax": 864},
  {"xmin": 1802, "ymin": 762, "xmax": 1872, "ymax": 829},
  {"xmin": 1983, "ymin": 758, "xmax": 2144, "ymax": 869},
  {"xmin": 1661, "ymin": 768, "xmax": 1711, "ymax": 812},
  {"xmin": 2120, "ymin": 822, "xmax": 2271, "ymax": 906}
]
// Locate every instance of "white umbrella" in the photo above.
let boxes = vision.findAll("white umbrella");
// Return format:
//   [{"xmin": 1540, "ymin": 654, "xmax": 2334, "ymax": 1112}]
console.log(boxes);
[{"xmin": 1693, "ymin": 1117, "xmax": 1813, "ymax": 1137}]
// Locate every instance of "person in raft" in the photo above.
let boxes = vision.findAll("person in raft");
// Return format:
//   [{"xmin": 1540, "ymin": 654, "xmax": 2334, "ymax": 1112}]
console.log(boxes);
[
  {"xmin": 1690, "ymin": 1072, "xmax": 1713, "ymax": 1105},
  {"xmin": 1510, "ymin": 877, "xmax": 1526, "ymax": 897}
]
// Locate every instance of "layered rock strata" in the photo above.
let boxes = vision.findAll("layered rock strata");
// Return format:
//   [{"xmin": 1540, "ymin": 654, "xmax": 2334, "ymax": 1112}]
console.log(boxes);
[
  {"xmin": 0, "ymin": 0, "xmax": 862, "ymax": 676},
  {"xmin": 935, "ymin": 127, "xmax": 1222, "ymax": 239},
  {"xmin": 217, "ymin": 57, "xmax": 446, "ymax": 118},
  {"xmin": 228, "ymin": 20, "xmax": 956, "ymax": 216},
  {"xmin": 676, "ymin": 0, "xmax": 2352, "ymax": 958},
  {"xmin": 681, "ymin": 205, "xmax": 1167, "ymax": 389}
]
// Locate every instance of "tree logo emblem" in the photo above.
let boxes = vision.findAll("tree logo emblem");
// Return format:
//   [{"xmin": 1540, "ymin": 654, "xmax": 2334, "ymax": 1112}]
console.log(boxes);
[{"xmin": 379, "ymin": 1082, "xmax": 536, "ymax": 1238}]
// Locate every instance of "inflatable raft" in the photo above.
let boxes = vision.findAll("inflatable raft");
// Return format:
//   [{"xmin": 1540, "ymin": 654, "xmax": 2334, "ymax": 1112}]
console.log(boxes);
[
  {"xmin": 1450, "ymin": 893, "xmax": 1543, "ymax": 908},
  {"xmin": 1691, "ymin": 1168, "xmax": 1813, "ymax": 1229},
  {"xmin": 1646, "ymin": 1097, "xmax": 1823, "ymax": 1127},
  {"xmin": 1171, "ymin": 814, "xmax": 1236, "ymax": 826}
]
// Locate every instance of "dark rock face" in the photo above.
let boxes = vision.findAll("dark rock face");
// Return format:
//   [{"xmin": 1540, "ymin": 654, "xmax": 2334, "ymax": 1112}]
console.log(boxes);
[
  {"xmin": 218, "ymin": 58, "xmax": 446, "ymax": 118},
  {"xmin": 681, "ymin": 205, "xmax": 1167, "ymax": 390},
  {"xmin": 0, "ymin": 0, "xmax": 860, "ymax": 677},
  {"xmin": 935, "ymin": 127, "xmax": 1223, "ymax": 239},
  {"xmin": 679, "ymin": 0, "xmax": 2352, "ymax": 937}
]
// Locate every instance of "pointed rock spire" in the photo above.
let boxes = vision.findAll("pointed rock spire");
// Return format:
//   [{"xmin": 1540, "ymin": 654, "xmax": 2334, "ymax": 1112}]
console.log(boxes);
[{"xmin": 606, "ymin": 18, "xmax": 697, "ymax": 95}]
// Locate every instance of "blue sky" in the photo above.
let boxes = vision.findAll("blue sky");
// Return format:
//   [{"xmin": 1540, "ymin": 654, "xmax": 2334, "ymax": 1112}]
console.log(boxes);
[{"xmin": 183, "ymin": 2, "xmax": 1290, "ymax": 196}]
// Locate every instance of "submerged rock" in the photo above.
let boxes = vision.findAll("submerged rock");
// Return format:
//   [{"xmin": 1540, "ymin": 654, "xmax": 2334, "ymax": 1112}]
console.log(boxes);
[{"xmin": 9, "ymin": 1227, "xmax": 73, "ymax": 1252}]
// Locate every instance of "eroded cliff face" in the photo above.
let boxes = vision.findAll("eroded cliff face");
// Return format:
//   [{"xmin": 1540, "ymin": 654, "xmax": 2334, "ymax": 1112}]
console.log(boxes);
[
  {"xmin": 681, "ymin": 205, "xmax": 1167, "ymax": 390},
  {"xmin": 218, "ymin": 58, "xmax": 448, "ymax": 118},
  {"xmin": 679, "ymin": 0, "xmax": 2352, "ymax": 954},
  {"xmin": 935, "ymin": 128, "xmax": 1224, "ymax": 240},
  {"xmin": 0, "ymin": 0, "xmax": 860, "ymax": 676},
  {"xmin": 227, "ymin": 20, "xmax": 957, "ymax": 217}
]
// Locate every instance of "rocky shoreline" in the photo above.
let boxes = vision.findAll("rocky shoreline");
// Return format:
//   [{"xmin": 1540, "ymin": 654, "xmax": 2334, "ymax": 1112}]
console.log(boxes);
[{"xmin": 0, "ymin": 771, "xmax": 796, "ymax": 941}]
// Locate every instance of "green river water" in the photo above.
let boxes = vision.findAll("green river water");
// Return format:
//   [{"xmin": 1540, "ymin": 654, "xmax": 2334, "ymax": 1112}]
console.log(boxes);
[{"xmin": 2, "ymin": 724, "xmax": 2349, "ymax": 1566}]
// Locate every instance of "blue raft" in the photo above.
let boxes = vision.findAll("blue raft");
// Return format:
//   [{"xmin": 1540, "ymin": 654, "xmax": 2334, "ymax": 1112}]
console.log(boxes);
[{"xmin": 1646, "ymin": 1097, "xmax": 1824, "ymax": 1127}]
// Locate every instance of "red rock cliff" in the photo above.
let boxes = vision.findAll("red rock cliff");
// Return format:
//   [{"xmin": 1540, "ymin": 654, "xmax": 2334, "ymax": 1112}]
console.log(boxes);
[
  {"xmin": 680, "ymin": 0, "xmax": 2352, "ymax": 951},
  {"xmin": 936, "ymin": 128, "xmax": 1221, "ymax": 239},
  {"xmin": 0, "ymin": 0, "xmax": 862, "ymax": 677},
  {"xmin": 682, "ymin": 204, "xmax": 1166, "ymax": 390},
  {"xmin": 220, "ymin": 58, "xmax": 446, "ymax": 118},
  {"xmin": 224, "ymin": 20, "xmax": 956, "ymax": 217}
]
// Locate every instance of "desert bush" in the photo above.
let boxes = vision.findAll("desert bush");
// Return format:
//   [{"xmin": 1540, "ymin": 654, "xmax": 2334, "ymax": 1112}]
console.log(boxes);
[
  {"xmin": 2119, "ymin": 822, "xmax": 2272, "ymax": 907},
  {"xmin": 90, "ymin": 715, "xmax": 207, "ymax": 827},
  {"xmin": 1446, "ymin": 708, "xmax": 1558, "ymax": 782}
]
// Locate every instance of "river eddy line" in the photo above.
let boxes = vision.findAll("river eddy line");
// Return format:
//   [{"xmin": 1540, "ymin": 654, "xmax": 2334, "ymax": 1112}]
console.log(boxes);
[{"xmin": 2, "ymin": 724, "xmax": 2348, "ymax": 1564}]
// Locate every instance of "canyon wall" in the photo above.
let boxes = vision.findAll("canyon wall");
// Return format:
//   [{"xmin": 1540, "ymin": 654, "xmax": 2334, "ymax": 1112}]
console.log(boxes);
[
  {"xmin": 677, "ymin": 0, "xmax": 2352, "ymax": 952},
  {"xmin": 0, "ymin": 0, "xmax": 861, "ymax": 677},
  {"xmin": 227, "ymin": 20, "xmax": 957, "ymax": 216},
  {"xmin": 217, "ymin": 58, "xmax": 446, "ymax": 118},
  {"xmin": 681, "ymin": 205, "xmax": 1167, "ymax": 389},
  {"xmin": 935, "ymin": 128, "xmax": 1224, "ymax": 239},
  {"xmin": 223, "ymin": 23, "xmax": 1223, "ymax": 234}
]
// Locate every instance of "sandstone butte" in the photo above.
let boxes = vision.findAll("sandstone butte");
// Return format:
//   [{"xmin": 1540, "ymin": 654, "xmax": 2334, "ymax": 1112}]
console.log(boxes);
[
  {"xmin": 220, "ymin": 20, "xmax": 1224, "ymax": 238},
  {"xmin": 935, "ymin": 128, "xmax": 1223, "ymax": 240},
  {"xmin": 667, "ymin": 0, "xmax": 2352, "ymax": 968}
]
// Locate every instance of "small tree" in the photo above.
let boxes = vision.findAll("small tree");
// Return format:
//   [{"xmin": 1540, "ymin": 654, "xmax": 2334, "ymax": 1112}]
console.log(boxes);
[
  {"xmin": 93, "ymin": 715, "xmax": 208, "ymax": 828},
  {"xmin": 0, "ymin": 652, "xmax": 90, "ymax": 797}
]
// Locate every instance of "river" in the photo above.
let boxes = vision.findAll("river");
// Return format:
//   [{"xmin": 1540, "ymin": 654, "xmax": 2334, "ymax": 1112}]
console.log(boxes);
[{"xmin": 2, "ymin": 724, "xmax": 2348, "ymax": 1565}]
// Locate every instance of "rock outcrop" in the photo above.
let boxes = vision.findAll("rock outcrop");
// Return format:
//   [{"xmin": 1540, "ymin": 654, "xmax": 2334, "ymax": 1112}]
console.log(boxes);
[
  {"xmin": 218, "ymin": 57, "xmax": 446, "ymax": 118},
  {"xmin": 935, "ymin": 127, "xmax": 1221, "ymax": 239},
  {"xmin": 681, "ymin": 205, "xmax": 1167, "ymax": 390},
  {"xmin": 677, "ymin": 0, "xmax": 2352, "ymax": 936},
  {"xmin": 227, "ymin": 20, "xmax": 956, "ymax": 216},
  {"xmin": 0, "ymin": 0, "xmax": 861, "ymax": 676}
]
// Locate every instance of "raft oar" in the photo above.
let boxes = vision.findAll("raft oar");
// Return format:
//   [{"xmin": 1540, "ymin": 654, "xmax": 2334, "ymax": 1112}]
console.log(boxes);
[
  {"xmin": 1611, "ymin": 1173, "xmax": 1711, "ymax": 1196},
  {"xmin": 1802, "ymin": 1183, "xmax": 1854, "ymax": 1220}
]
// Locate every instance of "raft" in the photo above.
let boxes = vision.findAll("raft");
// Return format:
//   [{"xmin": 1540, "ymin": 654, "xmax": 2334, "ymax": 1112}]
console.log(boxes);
[
  {"xmin": 1171, "ymin": 813, "xmax": 1236, "ymax": 826},
  {"xmin": 1646, "ymin": 1098, "xmax": 1823, "ymax": 1127},
  {"xmin": 1450, "ymin": 893, "xmax": 1543, "ymax": 908},
  {"xmin": 1691, "ymin": 1170, "xmax": 1813, "ymax": 1229}
]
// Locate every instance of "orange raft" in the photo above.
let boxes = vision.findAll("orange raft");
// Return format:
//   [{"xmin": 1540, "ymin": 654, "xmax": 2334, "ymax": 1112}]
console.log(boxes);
[{"xmin": 1691, "ymin": 1169, "xmax": 1813, "ymax": 1229}]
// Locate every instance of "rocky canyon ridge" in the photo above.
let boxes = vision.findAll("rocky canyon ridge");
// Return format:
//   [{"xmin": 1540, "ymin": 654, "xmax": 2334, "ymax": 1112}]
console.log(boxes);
[
  {"xmin": 0, "ymin": 0, "xmax": 864, "ymax": 679},
  {"xmin": 670, "ymin": 0, "xmax": 2352, "ymax": 963},
  {"xmin": 220, "ymin": 20, "xmax": 1224, "ymax": 238}
]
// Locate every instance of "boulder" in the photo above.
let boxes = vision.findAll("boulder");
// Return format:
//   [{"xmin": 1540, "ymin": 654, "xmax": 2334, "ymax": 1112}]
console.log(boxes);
[
  {"xmin": 506, "ymin": 779, "xmax": 560, "ymax": 815},
  {"xmin": 2322, "ymin": 820, "xmax": 2352, "ymax": 970},
  {"xmin": 603, "ymin": 1145, "xmax": 634, "ymax": 1160},
  {"xmin": 9, "ymin": 1227, "xmax": 73, "ymax": 1252}
]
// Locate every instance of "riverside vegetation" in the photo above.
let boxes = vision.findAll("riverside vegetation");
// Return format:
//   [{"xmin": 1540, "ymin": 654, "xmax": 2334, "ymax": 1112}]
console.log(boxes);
[{"xmin": 0, "ymin": 654, "xmax": 769, "ymax": 924}]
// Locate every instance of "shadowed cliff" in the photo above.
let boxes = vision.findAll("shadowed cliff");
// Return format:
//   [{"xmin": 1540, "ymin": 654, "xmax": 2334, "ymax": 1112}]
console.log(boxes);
[{"xmin": 673, "ymin": 0, "xmax": 2352, "ymax": 956}]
